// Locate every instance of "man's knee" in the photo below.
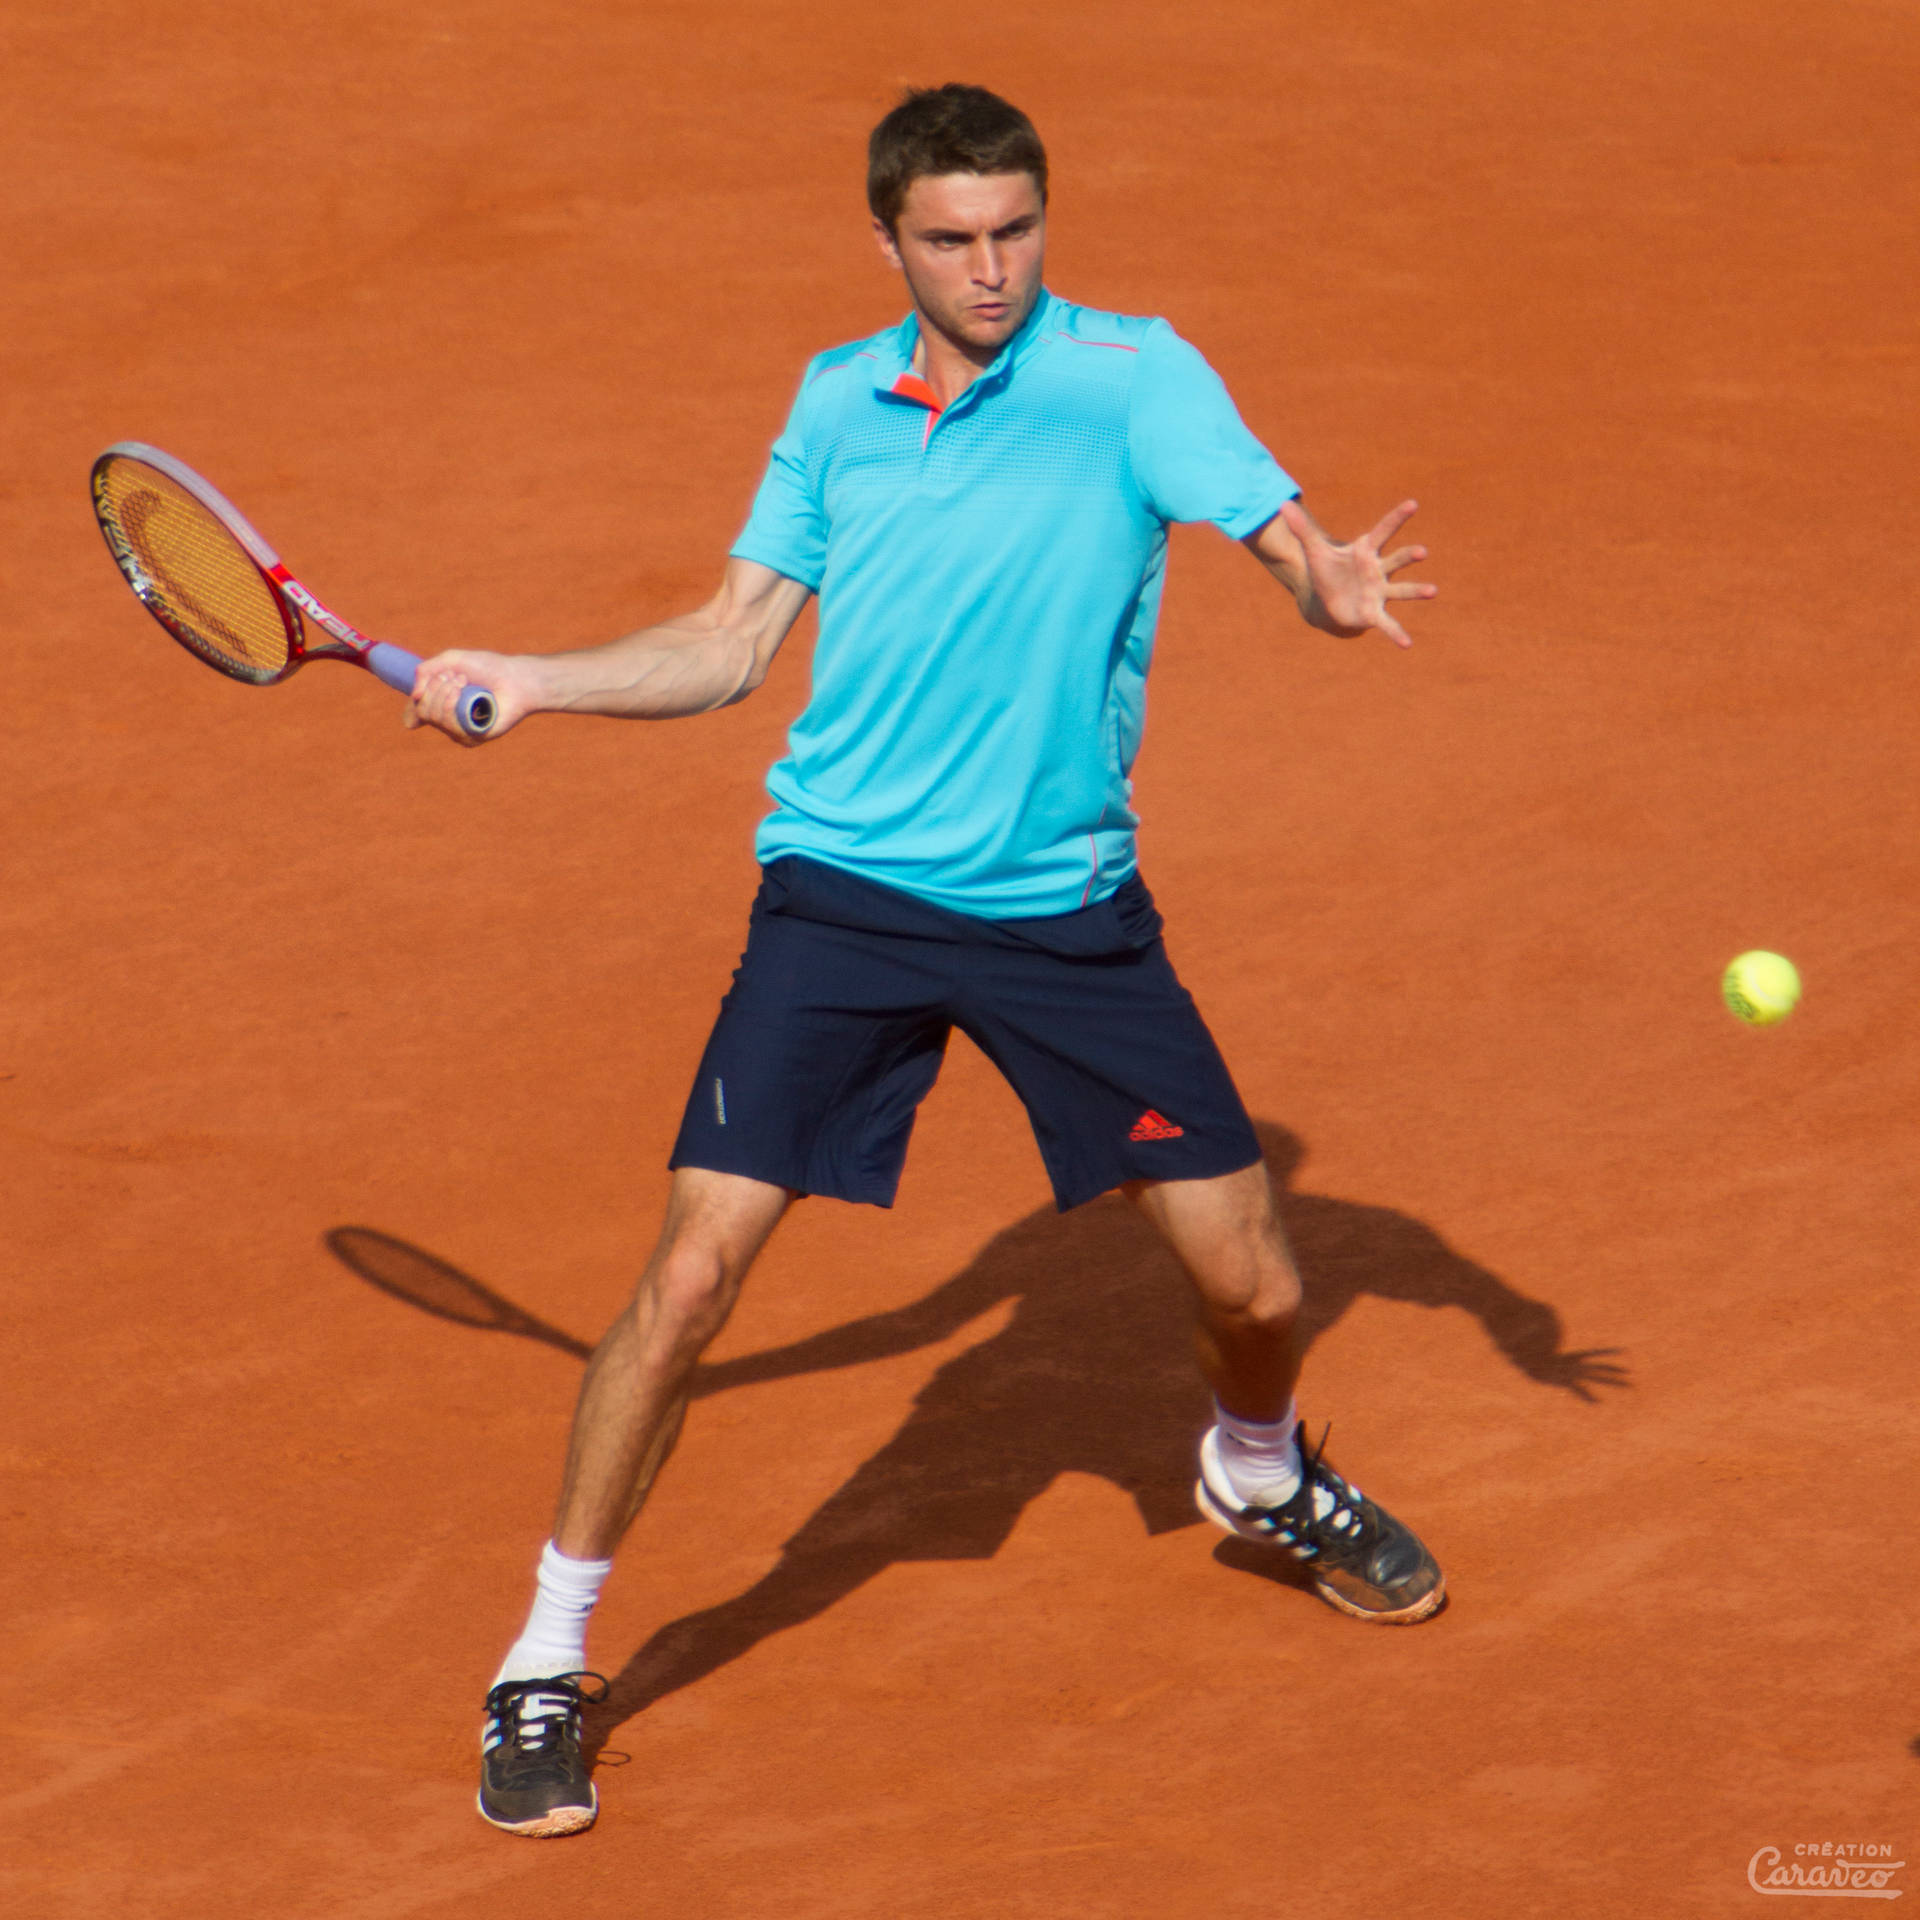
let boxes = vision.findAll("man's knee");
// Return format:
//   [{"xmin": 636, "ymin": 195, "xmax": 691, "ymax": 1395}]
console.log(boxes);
[
  {"xmin": 1243, "ymin": 1250, "xmax": 1303, "ymax": 1331},
  {"xmin": 1135, "ymin": 1162, "xmax": 1301, "ymax": 1322},
  {"xmin": 1203, "ymin": 1196, "xmax": 1303, "ymax": 1328},
  {"xmin": 635, "ymin": 1168, "xmax": 788, "ymax": 1346},
  {"xmin": 643, "ymin": 1233, "xmax": 744, "ymax": 1349},
  {"xmin": 1200, "ymin": 1230, "xmax": 1300, "ymax": 1328}
]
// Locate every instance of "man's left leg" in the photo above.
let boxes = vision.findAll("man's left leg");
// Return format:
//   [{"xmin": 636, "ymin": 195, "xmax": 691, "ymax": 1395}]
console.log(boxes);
[{"xmin": 1128, "ymin": 1162, "xmax": 1446, "ymax": 1624}]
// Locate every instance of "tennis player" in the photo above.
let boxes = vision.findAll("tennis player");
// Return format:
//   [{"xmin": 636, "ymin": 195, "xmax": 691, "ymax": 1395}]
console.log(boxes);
[{"xmin": 409, "ymin": 84, "xmax": 1442, "ymax": 1839}]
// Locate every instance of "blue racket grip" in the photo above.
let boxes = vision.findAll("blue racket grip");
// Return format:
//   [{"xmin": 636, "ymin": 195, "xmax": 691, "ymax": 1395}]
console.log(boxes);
[{"xmin": 366, "ymin": 642, "xmax": 496, "ymax": 738}]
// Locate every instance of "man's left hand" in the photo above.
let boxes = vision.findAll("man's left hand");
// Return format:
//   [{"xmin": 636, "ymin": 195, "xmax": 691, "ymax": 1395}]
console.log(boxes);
[{"xmin": 1247, "ymin": 497, "xmax": 1437, "ymax": 649}]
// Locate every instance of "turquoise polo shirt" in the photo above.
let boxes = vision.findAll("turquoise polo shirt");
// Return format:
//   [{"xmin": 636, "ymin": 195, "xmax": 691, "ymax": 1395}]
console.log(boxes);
[{"xmin": 730, "ymin": 288, "xmax": 1298, "ymax": 917}]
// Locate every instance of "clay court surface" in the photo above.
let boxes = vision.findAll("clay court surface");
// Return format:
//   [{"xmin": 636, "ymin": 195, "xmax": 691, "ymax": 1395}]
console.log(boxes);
[{"xmin": 6, "ymin": 0, "xmax": 1919, "ymax": 1912}]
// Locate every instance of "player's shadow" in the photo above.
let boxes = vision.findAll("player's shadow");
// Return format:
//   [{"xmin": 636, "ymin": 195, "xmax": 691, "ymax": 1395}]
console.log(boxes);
[{"xmin": 325, "ymin": 1121, "xmax": 1626, "ymax": 1747}]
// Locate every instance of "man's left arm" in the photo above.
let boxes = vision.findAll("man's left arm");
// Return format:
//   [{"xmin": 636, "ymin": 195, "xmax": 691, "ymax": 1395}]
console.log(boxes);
[
  {"xmin": 1125, "ymin": 323, "xmax": 1436, "ymax": 648},
  {"xmin": 1242, "ymin": 497, "xmax": 1436, "ymax": 650}
]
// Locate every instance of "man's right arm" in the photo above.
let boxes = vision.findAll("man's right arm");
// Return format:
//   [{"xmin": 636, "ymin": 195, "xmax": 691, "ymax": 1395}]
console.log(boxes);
[{"xmin": 404, "ymin": 556, "xmax": 814, "ymax": 744}]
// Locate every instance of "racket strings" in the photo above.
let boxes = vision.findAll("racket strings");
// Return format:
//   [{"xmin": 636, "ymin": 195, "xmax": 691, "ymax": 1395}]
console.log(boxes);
[{"xmin": 93, "ymin": 459, "xmax": 293, "ymax": 682}]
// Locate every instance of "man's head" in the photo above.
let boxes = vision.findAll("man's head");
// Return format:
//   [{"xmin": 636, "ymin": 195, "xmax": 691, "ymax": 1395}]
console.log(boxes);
[{"xmin": 868, "ymin": 85, "xmax": 1048, "ymax": 360}]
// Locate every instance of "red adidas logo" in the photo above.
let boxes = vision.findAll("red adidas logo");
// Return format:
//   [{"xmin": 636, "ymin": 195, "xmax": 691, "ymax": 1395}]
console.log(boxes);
[{"xmin": 1129, "ymin": 1109, "xmax": 1184, "ymax": 1142}]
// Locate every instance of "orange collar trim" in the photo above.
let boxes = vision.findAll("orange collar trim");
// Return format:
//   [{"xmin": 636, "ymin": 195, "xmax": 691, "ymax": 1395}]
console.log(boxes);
[{"xmin": 890, "ymin": 372, "xmax": 943, "ymax": 417}]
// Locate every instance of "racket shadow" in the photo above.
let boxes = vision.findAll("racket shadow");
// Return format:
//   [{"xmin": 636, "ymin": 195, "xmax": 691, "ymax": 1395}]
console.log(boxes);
[{"xmin": 323, "ymin": 1226, "xmax": 592, "ymax": 1362}]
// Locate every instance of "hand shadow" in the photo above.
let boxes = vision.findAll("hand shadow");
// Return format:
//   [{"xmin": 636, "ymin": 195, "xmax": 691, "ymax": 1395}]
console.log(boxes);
[{"xmin": 326, "ymin": 1120, "xmax": 1627, "ymax": 1749}]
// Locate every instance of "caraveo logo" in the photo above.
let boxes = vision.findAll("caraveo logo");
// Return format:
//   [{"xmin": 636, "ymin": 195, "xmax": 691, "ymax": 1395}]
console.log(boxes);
[{"xmin": 1748, "ymin": 1844, "xmax": 1904, "ymax": 1899}]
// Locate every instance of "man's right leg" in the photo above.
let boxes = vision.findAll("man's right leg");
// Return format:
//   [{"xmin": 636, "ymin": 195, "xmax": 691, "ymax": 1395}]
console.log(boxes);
[
  {"xmin": 477, "ymin": 858, "xmax": 958, "ymax": 1836},
  {"xmin": 479, "ymin": 1167, "xmax": 791, "ymax": 1837},
  {"xmin": 551, "ymin": 1168, "xmax": 793, "ymax": 1562}
]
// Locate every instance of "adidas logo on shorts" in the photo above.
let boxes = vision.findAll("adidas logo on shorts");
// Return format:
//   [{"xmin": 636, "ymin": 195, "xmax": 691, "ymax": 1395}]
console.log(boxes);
[{"xmin": 1128, "ymin": 1109, "xmax": 1185, "ymax": 1141}]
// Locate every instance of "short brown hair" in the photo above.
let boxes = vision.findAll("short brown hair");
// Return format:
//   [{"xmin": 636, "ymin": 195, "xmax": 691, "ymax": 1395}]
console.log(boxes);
[{"xmin": 867, "ymin": 85, "xmax": 1049, "ymax": 233}]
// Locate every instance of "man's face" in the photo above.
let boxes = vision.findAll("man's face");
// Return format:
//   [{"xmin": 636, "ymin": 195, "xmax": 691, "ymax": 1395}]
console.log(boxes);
[{"xmin": 875, "ymin": 171, "xmax": 1047, "ymax": 358}]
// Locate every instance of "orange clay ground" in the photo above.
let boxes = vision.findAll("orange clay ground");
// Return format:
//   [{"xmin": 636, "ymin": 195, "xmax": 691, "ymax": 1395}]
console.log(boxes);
[{"xmin": 4, "ymin": 2, "xmax": 1918, "ymax": 1914}]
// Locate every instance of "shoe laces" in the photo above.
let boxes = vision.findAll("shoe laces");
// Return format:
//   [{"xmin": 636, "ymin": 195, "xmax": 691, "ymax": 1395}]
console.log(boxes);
[
  {"xmin": 482, "ymin": 1673, "xmax": 607, "ymax": 1779},
  {"xmin": 1256, "ymin": 1424, "xmax": 1377, "ymax": 1562}
]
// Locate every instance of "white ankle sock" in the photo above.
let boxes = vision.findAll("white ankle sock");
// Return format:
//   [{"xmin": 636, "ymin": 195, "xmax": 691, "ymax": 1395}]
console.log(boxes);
[
  {"xmin": 493, "ymin": 1541, "xmax": 615, "ymax": 1687},
  {"xmin": 1212, "ymin": 1400, "xmax": 1303, "ymax": 1505}
]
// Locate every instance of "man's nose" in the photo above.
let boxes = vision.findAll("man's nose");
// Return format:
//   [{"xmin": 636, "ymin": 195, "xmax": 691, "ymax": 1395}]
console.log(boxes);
[{"xmin": 971, "ymin": 239, "xmax": 1008, "ymax": 286}]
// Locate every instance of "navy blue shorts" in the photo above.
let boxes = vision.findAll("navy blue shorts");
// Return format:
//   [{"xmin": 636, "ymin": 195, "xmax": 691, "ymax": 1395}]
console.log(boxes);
[{"xmin": 669, "ymin": 857, "xmax": 1261, "ymax": 1211}]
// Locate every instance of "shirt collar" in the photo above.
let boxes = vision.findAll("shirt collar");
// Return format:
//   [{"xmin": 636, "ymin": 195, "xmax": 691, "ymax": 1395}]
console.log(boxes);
[{"xmin": 871, "ymin": 287, "xmax": 1059, "ymax": 395}]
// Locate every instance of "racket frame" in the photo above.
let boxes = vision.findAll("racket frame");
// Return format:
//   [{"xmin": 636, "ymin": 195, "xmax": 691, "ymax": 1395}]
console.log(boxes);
[{"xmin": 92, "ymin": 442, "xmax": 494, "ymax": 736}]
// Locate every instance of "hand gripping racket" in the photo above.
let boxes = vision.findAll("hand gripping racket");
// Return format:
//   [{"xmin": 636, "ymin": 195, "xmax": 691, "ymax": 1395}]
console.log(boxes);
[{"xmin": 90, "ymin": 442, "xmax": 495, "ymax": 737}]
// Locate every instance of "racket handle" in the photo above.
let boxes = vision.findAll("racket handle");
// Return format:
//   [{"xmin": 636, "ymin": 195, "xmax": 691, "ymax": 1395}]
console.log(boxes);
[{"xmin": 366, "ymin": 642, "xmax": 497, "ymax": 738}]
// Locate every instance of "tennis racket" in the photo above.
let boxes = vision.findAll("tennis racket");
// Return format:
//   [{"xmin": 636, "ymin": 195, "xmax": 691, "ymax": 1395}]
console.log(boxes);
[{"xmin": 90, "ymin": 442, "xmax": 495, "ymax": 737}]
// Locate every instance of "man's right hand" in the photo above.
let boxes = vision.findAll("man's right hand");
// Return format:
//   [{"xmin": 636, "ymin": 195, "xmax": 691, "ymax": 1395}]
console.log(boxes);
[{"xmin": 405, "ymin": 650, "xmax": 545, "ymax": 745}]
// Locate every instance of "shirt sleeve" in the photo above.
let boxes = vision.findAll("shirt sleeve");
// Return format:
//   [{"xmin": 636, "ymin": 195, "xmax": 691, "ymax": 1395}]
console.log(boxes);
[
  {"xmin": 1127, "ymin": 321, "xmax": 1299, "ymax": 538},
  {"xmin": 729, "ymin": 365, "xmax": 829, "ymax": 590}
]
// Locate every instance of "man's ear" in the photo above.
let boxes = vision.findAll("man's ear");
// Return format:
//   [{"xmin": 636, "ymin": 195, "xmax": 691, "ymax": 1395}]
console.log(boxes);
[{"xmin": 872, "ymin": 216, "xmax": 904, "ymax": 271}]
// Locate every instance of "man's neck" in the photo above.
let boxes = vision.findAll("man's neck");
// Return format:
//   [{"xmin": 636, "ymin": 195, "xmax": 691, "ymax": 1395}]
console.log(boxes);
[
  {"xmin": 913, "ymin": 328, "xmax": 998, "ymax": 410},
  {"xmin": 910, "ymin": 316, "xmax": 1006, "ymax": 410}
]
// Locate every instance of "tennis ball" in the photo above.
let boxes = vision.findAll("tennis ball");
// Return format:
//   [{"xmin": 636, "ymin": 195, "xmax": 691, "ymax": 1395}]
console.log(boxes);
[{"xmin": 1722, "ymin": 950, "xmax": 1801, "ymax": 1026}]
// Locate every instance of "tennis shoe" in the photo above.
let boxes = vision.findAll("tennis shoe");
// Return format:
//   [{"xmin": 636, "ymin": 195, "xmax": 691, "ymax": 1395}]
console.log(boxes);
[
  {"xmin": 478, "ymin": 1672, "xmax": 606, "ymax": 1837},
  {"xmin": 1196, "ymin": 1422, "xmax": 1445, "ymax": 1623}
]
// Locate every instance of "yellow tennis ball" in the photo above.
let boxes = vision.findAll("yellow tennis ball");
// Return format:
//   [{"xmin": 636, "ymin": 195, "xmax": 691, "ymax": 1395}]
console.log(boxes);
[{"xmin": 1722, "ymin": 950, "xmax": 1801, "ymax": 1026}]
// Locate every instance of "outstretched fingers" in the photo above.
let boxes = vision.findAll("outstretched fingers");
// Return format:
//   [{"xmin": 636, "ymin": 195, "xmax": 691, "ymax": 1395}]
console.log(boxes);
[
  {"xmin": 1278, "ymin": 494, "xmax": 1434, "ymax": 645},
  {"xmin": 1381, "ymin": 537, "xmax": 1437, "ymax": 611},
  {"xmin": 1364, "ymin": 499, "xmax": 1421, "ymax": 552}
]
